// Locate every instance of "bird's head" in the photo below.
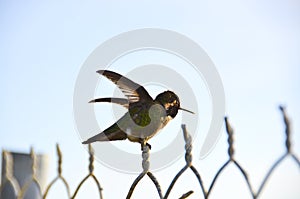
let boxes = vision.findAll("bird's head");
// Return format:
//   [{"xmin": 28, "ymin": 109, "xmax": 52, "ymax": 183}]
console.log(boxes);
[{"xmin": 155, "ymin": 90, "xmax": 194, "ymax": 118}]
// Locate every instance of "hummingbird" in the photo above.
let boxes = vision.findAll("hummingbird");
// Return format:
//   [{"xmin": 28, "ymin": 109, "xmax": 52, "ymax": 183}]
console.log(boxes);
[{"xmin": 82, "ymin": 70, "xmax": 194, "ymax": 149}]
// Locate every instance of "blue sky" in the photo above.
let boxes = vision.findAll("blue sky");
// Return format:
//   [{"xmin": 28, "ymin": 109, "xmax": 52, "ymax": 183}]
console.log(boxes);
[{"xmin": 0, "ymin": 0, "xmax": 299, "ymax": 198}]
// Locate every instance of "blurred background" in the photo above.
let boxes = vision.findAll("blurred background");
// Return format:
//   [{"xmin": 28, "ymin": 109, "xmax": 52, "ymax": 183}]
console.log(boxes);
[{"xmin": 0, "ymin": 0, "xmax": 299, "ymax": 198}]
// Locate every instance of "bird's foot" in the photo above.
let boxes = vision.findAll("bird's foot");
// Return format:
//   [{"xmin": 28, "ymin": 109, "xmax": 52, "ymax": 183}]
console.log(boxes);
[
  {"xmin": 141, "ymin": 142, "xmax": 151, "ymax": 151},
  {"xmin": 146, "ymin": 143, "xmax": 151, "ymax": 150}
]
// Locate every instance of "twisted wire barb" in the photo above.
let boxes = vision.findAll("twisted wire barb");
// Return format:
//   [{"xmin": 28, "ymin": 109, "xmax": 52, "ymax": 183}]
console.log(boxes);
[
  {"xmin": 57, "ymin": 144, "xmax": 63, "ymax": 176},
  {"xmin": 279, "ymin": 106, "xmax": 291, "ymax": 153},
  {"xmin": 227, "ymin": 117, "xmax": 255, "ymax": 198},
  {"xmin": 225, "ymin": 117, "xmax": 234, "ymax": 160},
  {"xmin": 0, "ymin": 150, "xmax": 21, "ymax": 198},
  {"xmin": 207, "ymin": 117, "xmax": 255, "ymax": 198},
  {"xmin": 43, "ymin": 144, "xmax": 71, "ymax": 199},
  {"xmin": 207, "ymin": 117, "xmax": 234, "ymax": 197},
  {"xmin": 255, "ymin": 106, "xmax": 300, "ymax": 198},
  {"xmin": 126, "ymin": 144, "xmax": 163, "ymax": 199},
  {"xmin": 164, "ymin": 124, "xmax": 205, "ymax": 199},
  {"xmin": 31, "ymin": 148, "xmax": 37, "ymax": 179},
  {"xmin": 3, "ymin": 151, "xmax": 16, "ymax": 182},
  {"xmin": 72, "ymin": 144, "xmax": 103, "ymax": 199},
  {"xmin": 279, "ymin": 106, "xmax": 300, "ymax": 167},
  {"xmin": 17, "ymin": 147, "xmax": 42, "ymax": 199}
]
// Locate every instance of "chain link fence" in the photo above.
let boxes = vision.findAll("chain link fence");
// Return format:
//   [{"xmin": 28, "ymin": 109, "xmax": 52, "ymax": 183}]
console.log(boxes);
[{"xmin": 0, "ymin": 106, "xmax": 299, "ymax": 199}]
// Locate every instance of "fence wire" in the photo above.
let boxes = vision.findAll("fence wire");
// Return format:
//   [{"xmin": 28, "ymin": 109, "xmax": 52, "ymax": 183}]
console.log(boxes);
[{"xmin": 0, "ymin": 106, "xmax": 299, "ymax": 199}]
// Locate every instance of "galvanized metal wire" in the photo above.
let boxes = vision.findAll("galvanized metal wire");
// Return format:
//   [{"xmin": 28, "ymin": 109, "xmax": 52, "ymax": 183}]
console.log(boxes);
[
  {"xmin": 126, "ymin": 143, "xmax": 163, "ymax": 199},
  {"xmin": 43, "ymin": 144, "xmax": 71, "ymax": 199},
  {"xmin": 71, "ymin": 144, "xmax": 103, "ymax": 199},
  {"xmin": 0, "ymin": 150, "xmax": 20, "ymax": 198},
  {"xmin": 17, "ymin": 148, "xmax": 43, "ymax": 199},
  {"xmin": 0, "ymin": 106, "xmax": 299, "ymax": 199}
]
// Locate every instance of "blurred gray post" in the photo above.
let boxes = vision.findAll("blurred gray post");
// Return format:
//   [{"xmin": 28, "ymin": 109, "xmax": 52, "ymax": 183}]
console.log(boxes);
[{"xmin": 0, "ymin": 150, "xmax": 48, "ymax": 199}]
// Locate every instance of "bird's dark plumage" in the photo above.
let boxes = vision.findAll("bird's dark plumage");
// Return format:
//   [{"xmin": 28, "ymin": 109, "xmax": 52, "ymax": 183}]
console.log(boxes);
[{"xmin": 82, "ymin": 70, "xmax": 193, "ymax": 146}]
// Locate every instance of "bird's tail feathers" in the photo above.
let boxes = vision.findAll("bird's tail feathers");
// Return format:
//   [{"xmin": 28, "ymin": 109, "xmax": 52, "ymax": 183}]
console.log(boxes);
[
  {"xmin": 82, "ymin": 130, "xmax": 127, "ymax": 144},
  {"xmin": 82, "ymin": 133, "xmax": 110, "ymax": 144}
]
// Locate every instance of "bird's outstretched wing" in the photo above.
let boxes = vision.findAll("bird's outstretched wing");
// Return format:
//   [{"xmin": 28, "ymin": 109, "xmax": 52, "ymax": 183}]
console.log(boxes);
[{"xmin": 97, "ymin": 70, "xmax": 153, "ymax": 103}]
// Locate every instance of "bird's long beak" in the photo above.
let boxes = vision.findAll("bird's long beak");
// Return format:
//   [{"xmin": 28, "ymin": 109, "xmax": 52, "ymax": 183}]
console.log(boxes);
[{"xmin": 179, "ymin": 107, "xmax": 195, "ymax": 114}]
